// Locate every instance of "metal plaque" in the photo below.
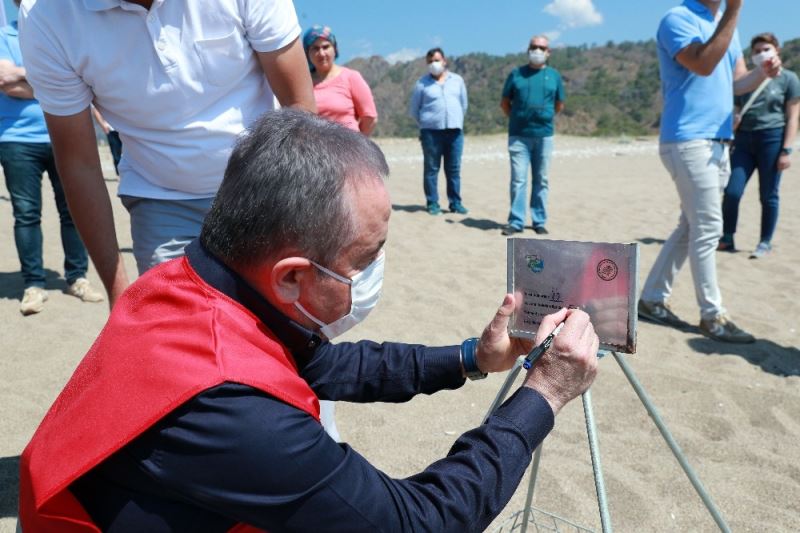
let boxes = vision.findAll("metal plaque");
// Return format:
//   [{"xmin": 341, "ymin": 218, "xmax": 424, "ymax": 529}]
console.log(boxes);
[{"xmin": 507, "ymin": 238, "xmax": 638, "ymax": 353}]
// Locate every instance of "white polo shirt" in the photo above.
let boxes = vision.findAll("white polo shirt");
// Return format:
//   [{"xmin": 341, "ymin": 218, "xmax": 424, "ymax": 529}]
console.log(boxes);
[{"xmin": 20, "ymin": 0, "xmax": 300, "ymax": 200}]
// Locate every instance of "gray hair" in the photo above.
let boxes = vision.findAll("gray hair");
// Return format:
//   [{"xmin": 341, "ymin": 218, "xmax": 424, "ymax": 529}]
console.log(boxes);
[{"xmin": 200, "ymin": 108, "xmax": 389, "ymax": 269}]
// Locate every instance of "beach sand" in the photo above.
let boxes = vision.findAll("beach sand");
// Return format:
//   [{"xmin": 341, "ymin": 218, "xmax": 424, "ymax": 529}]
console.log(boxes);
[{"xmin": 1, "ymin": 135, "xmax": 798, "ymax": 532}]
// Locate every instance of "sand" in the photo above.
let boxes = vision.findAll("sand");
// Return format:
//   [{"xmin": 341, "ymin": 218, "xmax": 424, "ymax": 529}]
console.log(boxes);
[{"xmin": 1, "ymin": 135, "xmax": 798, "ymax": 532}]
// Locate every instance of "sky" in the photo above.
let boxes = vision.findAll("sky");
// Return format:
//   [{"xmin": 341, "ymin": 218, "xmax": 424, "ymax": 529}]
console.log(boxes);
[{"xmin": 293, "ymin": 0, "xmax": 800, "ymax": 64}]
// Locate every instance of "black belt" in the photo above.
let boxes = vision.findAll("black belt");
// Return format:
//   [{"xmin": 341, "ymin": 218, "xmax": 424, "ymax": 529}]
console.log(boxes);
[{"xmin": 709, "ymin": 138, "xmax": 731, "ymax": 144}]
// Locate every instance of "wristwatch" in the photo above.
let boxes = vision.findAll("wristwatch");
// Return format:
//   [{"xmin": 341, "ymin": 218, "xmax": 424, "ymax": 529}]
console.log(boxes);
[
  {"xmin": 460, "ymin": 337, "xmax": 488, "ymax": 380},
  {"xmin": 780, "ymin": 147, "xmax": 793, "ymax": 156}
]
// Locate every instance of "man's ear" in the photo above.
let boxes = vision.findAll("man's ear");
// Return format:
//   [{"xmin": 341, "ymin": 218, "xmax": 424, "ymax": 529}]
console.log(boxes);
[{"xmin": 270, "ymin": 257, "xmax": 314, "ymax": 304}]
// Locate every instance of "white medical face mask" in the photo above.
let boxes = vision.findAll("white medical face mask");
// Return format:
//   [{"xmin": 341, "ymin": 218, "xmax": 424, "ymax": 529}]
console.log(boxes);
[
  {"xmin": 528, "ymin": 49, "xmax": 547, "ymax": 66},
  {"xmin": 751, "ymin": 49, "xmax": 776, "ymax": 67},
  {"xmin": 428, "ymin": 60, "xmax": 445, "ymax": 77},
  {"xmin": 295, "ymin": 252, "xmax": 385, "ymax": 339}
]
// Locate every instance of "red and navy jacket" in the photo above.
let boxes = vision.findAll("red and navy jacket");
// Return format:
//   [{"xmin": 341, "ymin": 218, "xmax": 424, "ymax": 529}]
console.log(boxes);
[
  {"xmin": 19, "ymin": 242, "xmax": 320, "ymax": 532},
  {"xmin": 19, "ymin": 240, "xmax": 555, "ymax": 532}
]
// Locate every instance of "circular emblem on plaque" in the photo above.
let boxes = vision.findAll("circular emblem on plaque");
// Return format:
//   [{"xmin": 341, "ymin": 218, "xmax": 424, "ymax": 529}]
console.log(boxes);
[
  {"xmin": 526, "ymin": 254, "xmax": 544, "ymax": 273},
  {"xmin": 596, "ymin": 259, "xmax": 618, "ymax": 281}
]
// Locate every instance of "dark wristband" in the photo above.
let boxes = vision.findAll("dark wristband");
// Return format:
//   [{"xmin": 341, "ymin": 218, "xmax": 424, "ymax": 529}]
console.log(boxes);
[{"xmin": 461, "ymin": 337, "xmax": 487, "ymax": 380}]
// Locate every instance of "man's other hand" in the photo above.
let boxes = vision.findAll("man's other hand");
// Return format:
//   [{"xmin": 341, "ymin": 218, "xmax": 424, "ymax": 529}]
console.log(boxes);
[
  {"xmin": 474, "ymin": 293, "xmax": 536, "ymax": 374},
  {"xmin": 523, "ymin": 308, "xmax": 599, "ymax": 414}
]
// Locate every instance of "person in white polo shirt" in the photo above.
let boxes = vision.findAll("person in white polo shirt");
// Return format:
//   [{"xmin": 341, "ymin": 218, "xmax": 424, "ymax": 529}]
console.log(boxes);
[{"xmin": 18, "ymin": 0, "xmax": 315, "ymax": 306}]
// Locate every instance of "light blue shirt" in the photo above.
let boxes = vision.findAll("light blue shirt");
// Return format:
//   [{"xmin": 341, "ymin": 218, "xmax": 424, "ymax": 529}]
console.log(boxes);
[
  {"xmin": 0, "ymin": 21, "xmax": 49, "ymax": 143},
  {"xmin": 409, "ymin": 71, "xmax": 467, "ymax": 130},
  {"xmin": 657, "ymin": 0, "xmax": 742, "ymax": 142}
]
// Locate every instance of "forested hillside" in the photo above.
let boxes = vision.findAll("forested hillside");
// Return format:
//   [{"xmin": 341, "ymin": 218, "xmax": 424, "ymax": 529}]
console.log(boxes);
[{"xmin": 348, "ymin": 38, "xmax": 800, "ymax": 138}]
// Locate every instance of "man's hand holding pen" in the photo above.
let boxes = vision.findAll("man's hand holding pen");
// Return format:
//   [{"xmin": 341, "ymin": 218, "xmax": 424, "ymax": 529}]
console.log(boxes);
[
  {"xmin": 523, "ymin": 307, "xmax": 599, "ymax": 414},
  {"xmin": 474, "ymin": 295, "xmax": 599, "ymax": 415}
]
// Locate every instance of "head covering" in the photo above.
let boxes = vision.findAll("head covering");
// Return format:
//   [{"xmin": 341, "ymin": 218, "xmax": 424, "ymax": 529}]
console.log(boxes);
[{"xmin": 302, "ymin": 25, "xmax": 339, "ymax": 71}]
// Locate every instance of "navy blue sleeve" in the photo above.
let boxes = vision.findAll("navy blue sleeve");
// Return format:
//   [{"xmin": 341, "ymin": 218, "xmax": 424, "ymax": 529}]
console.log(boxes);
[
  {"xmin": 127, "ymin": 383, "xmax": 554, "ymax": 533},
  {"xmin": 302, "ymin": 340, "xmax": 466, "ymax": 402}
]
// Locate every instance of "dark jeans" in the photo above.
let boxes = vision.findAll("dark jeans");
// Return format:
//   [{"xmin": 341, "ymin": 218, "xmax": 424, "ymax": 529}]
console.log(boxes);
[
  {"xmin": 723, "ymin": 127, "xmax": 784, "ymax": 243},
  {"xmin": 420, "ymin": 128, "xmax": 464, "ymax": 207},
  {"xmin": 107, "ymin": 130, "xmax": 122, "ymax": 176},
  {"xmin": 0, "ymin": 141, "xmax": 88, "ymax": 287}
]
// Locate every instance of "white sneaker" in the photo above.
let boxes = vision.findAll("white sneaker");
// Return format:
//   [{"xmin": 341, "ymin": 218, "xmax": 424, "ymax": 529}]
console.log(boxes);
[
  {"xmin": 20, "ymin": 286, "xmax": 48, "ymax": 315},
  {"xmin": 66, "ymin": 278, "xmax": 105, "ymax": 303}
]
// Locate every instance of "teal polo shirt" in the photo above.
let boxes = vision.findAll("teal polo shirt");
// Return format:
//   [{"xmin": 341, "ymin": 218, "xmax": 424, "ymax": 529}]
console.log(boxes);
[{"xmin": 502, "ymin": 65, "xmax": 565, "ymax": 138}]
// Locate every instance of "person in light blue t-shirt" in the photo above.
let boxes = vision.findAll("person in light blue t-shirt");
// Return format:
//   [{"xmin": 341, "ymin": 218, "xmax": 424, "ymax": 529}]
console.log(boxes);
[
  {"xmin": 0, "ymin": 11, "xmax": 103, "ymax": 315},
  {"xmin": 638, "ymin": 0, "xmax": 781, "ymax": 344},
  {"xmin": 499, "ymin": 35, "xmax": 565, "ymax": 236}
]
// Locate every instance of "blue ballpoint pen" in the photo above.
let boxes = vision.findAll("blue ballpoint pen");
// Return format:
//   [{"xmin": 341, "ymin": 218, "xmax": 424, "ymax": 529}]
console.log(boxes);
[{"xmin": 522, "ymin": 322, "xmax": 565, "ymax": 370}]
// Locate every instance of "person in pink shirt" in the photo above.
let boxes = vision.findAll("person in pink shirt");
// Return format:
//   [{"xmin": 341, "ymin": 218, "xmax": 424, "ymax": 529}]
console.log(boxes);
[{"xmin": 304, "ymin": 25, "xmax": 377, "ymax": 135}]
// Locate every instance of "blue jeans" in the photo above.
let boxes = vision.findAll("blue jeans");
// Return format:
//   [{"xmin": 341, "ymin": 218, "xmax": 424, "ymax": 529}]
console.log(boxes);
[
  {"xmin": 723, "ymin": 127, "xmax": 784, "ymax": 243},
  {"xmin": 0, "ymin": 142, "xmax": 88, "ymax": 287},
  {"xmin": 420, "ymin": 128, "xmax": 463, "ymax": 207},
  {"xmin": 507, "ymin": 135, "xmax": 553, "ymax": 229},
  {"xmin": 642, "ymin": 140, "xmax": 728, "ymax": 319}
]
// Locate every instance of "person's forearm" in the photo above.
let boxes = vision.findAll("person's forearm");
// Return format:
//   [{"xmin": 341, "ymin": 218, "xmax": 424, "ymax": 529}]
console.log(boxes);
[
  {"xmin": 500, "ymin": 98, "xmax": 511, "ymax": 117},
  {"xmin": 54, "ymin": 158, "xmax": 129, "ymax": 303},
  {"xmin": 733, "ymin": 68, "xmax": 767, "ymax": 95},
  {"xmin": 303, "ymin": 340, "xmax": 465, "ymax": 402},
  {"xmin": 397, "ymin": 387, "xmax": 554, "ymax": 532},
  {"xmin": 45, "ymin": 111, "xmax": 130, "ymax": 305},
  {"xmin": 359, "ymin": 116, "xmax": 377, "ymax": 136},
  {"xmin": 679, "ymin": 5, "xmax": 740, "ymax": 76},
  {"xmin": 783, "ymin": 103, "xmax": 799, "ymax": 148},
  {"xmin": 2, "ymin": 81, "xmax": 34, "ymax": 99},
  {"xmin": 0, "ymin": 61, "xmax": 26, "ymax": 84}
]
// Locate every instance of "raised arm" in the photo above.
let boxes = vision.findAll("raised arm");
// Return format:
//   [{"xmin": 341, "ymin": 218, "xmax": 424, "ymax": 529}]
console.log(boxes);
[
  {"xmin": 45, "ymin": 109, "xmax": 130, "ymax": 305},
  {"xmin": 732, "ymin": 54, "xmax": 782, "ymax": 96},
  {"xmin": 256, "ymin": 37, "xmax": 316, "ymax": 112},
  {"xmin": 674, "ymin": 0, "xmax": 741, "ymax": 76}
]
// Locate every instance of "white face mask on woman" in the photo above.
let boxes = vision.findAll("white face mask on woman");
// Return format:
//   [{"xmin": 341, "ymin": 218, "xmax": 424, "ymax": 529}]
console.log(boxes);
[
  {"xmin": 295, "ymin": 252, "xmax": 385, "ymax": 339},
  {"xmin": 751, "ymin": 48, "xmax": 776, "ymax": 67},
  {"xmin": 428, "ymin": 60, "xmax": 445, "ymax": 77}
]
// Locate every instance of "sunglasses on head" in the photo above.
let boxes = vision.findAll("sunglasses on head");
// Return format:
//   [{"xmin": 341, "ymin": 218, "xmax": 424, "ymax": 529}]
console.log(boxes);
[{"xmin": 530, "ymin": 45, "xmax": 548, "ymax": 52}]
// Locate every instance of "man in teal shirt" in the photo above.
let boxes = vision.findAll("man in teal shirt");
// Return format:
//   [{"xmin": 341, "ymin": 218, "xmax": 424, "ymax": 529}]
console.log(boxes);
[{"xmin": 500, "ymin": 35, "xmax": 565, "ymax": 236}]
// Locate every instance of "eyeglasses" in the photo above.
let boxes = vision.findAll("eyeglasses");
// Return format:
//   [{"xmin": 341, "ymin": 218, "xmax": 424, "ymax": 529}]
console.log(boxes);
[{"xmin": 529, "ymin": 45, "xmax": 548, "ymax": 52}]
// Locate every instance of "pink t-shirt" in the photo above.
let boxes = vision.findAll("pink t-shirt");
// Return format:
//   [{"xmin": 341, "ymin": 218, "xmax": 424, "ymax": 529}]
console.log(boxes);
[{"xmin": 313, "ymin": 67, "xmax": 377, "ymax": 131}]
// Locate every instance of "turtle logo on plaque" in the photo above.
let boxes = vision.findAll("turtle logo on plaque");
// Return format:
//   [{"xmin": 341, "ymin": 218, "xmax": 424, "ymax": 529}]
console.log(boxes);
[{"xmin": 526, "ymin": 255, "xmax": 544, "ymax": 274}]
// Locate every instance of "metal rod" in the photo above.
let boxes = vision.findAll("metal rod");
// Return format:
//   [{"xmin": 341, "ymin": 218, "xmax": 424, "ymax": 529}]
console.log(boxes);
[
  {"xmin": 612, "ymin": 352, "xmax": 731, "ymax": 533},
  {"xmin": 520, "ymin": 445, "xmax": 543, "ymax": 533},
  {"xmin": 483, "ymin": 356, "xmax": 526, "ymax": 424},
  {"xmin": 582, "ymin": 388, "xmax": 612, "ymax": 533}
]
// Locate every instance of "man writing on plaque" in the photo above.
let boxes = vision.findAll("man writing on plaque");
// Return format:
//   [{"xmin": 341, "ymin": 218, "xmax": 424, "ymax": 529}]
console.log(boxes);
[{"xmin": 19, "ymin": 110, "xmax": 599, "ymax": 532}]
